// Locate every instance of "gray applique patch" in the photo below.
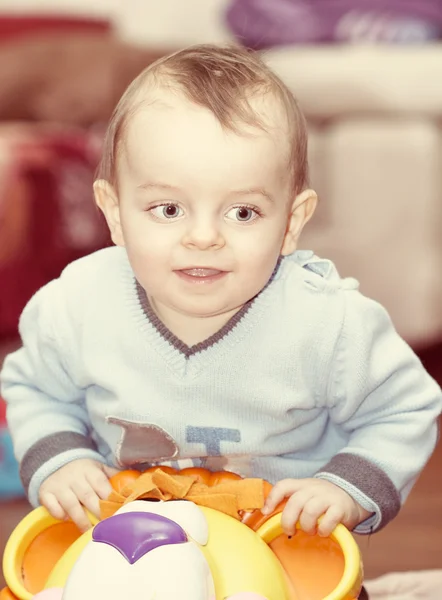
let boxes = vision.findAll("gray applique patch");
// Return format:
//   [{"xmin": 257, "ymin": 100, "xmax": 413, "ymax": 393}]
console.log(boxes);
[
  {"xmin": 186, "ymin": 426, "xmax": 246, "ymax": 474},
  {"xmin": 107, "ymin": 417, "xmax": 179, "ymax": 468},
  {"xmin": 186, "ymin": 426, "xmax": 241, "ymax": 454}
]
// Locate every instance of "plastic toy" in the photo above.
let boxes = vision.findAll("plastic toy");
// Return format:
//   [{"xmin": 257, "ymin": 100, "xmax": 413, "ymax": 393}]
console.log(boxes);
[{"xmin": 1, "ymin": 467, "xmax": 364, "ymax": 600}]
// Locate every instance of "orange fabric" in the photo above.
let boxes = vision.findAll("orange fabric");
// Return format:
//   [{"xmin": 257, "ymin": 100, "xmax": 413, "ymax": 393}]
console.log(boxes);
[{"xmin": 100, "ymin": 469, "xmax": 265, "ymax": 520}]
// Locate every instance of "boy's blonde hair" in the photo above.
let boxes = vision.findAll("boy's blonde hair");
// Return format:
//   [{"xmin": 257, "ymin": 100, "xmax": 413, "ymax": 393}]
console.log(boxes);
[{"xmin": 97, "ymin": 44, "xmax": 309, "ymax": 194}]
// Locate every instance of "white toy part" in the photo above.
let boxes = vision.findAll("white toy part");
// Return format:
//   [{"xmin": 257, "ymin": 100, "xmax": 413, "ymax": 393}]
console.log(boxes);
[
  {"xmin": 61, "ymin": 501, "xmax": 215, "ymax": 600},
  {"xmin": 63, "ymin": 537, "xmax": 214, "ymax": 600}
]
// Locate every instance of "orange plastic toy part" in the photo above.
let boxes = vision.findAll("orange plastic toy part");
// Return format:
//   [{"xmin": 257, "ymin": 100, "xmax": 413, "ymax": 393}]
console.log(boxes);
[
  {"xmin": 271, "ymin": 533, "xmax": 346, "ymax": 599},
  {"xmin": 0, "ymin": 587, "xmax": 20, "ymax": 599},
  {"xmin": 21, "ymin": 523, "xmax": 81, "ymax": 595},
  {"xmin": 6, "ymin": 521, "xmax": 82, "ymax": 598},
  {"xmin": 108, "ymin": 469, "xmax": 140, "ymax": 493}
]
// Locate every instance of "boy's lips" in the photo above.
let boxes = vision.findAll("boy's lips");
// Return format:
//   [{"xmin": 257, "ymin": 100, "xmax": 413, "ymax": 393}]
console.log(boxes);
[
  {"xmin": 174, "ymin": 267, "xmax": 228, "ymax": 283},
  {"xmin": 179, "ymin": 268, "xmax": 224, "ymax": 277}
]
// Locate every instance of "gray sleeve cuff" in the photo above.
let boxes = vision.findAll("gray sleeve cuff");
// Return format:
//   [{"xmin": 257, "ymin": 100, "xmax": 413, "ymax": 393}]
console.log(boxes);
[
  {"xmin": 20, "ymin": 431, "xmax": 104, "ymax": 504},
  {"xmin": 315, "ymin": 452, "xmax": 401, "ymax": 534}
]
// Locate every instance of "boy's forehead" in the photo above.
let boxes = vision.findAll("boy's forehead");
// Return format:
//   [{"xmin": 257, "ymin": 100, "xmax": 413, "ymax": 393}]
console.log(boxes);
[
  {"xmin": 124, "ymin": 84, "xmax": 290, "ymax": 145},
  {"xmin": 117, "ymin": 85, "xmax": 293, "ymax": 194},
  {"xmin": 122, "ymin": 105, "xmax": 290, "ymax": 187}
]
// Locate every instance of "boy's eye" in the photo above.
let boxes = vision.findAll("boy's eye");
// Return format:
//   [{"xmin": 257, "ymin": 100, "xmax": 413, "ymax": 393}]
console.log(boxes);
[
  {"xmin": 226, "ymin": 206, "xmax": 259, "ymax": 222},
  {"xmin": 149, "ymin": 204, "xmax": 183, "ymax": 220}
]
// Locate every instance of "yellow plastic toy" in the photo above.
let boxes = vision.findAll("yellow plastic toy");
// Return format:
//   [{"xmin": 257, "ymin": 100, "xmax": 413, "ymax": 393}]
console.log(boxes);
[{"xmin": 1, "ymin": 468, "xmax": 364, "ymax": 600}]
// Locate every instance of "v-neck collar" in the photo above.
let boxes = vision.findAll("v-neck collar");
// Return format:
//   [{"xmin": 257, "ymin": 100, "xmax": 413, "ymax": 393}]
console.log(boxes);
[
  {"xmin": 124, "ymin": 258, "xmax": 285, "ymax": 377},
  {"xmin": 135, "ymin": 281, "xmax": 253, "ymax": 358}
]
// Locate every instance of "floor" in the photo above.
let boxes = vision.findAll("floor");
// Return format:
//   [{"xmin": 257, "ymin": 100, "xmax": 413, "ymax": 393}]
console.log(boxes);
[{"xmin": 0, "ymin": 341, "xmax": 441, "ymax": 589}]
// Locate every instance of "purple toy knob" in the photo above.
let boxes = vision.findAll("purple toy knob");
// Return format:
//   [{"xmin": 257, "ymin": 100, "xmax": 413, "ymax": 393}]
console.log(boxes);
[{"xmin": 92, "ymin": 511, "xmax": 188, "ymax": 564}]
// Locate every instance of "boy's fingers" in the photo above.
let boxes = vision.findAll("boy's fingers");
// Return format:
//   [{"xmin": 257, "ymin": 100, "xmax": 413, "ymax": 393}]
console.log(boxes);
[
  {"xmin": 262, "ymin": 479, "xmax": 302, "ymax": 514},
  {"xmin": 102, "ymin": 464, "xmax": 119, "ymax": 479},
  {"xmin": 40, "ymin": 491, "xmax": 66, "ymax": 521},
  {"xmin": 58, "ymin": 489, "xmax": 92, "ymax": 532},
  {"xmin": 317, "ymin": 505, "xmax": 344, "ymax": 537},
  {"xmin": 72, "ymin": 479, "xmax": 101, "ymax": 517},
  {"xmin": 298, "ymin": 497, "xmax": 328, "ymax": 535},
  {"xmin": 281, "ymin": 491, "xmax": 311, "ymax": 536},
  {"xmin": 87, "ymin": 466, "xmax": 114, "ymax": 501}
]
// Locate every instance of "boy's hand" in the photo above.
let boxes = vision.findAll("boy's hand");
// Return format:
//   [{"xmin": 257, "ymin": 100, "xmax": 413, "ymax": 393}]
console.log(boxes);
[
  {"xmin": 262, "ymin": 478, "xmax": 372, "ymax": 537},
  {"xmin": 39, "ymin": 458, "xmax": 119, "ymax": 532}
]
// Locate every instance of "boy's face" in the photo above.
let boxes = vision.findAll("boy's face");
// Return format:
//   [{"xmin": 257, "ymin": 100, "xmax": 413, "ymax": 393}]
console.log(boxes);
[{"xmin": 97, "ymin": 90, "xmax": 316, "ymax": 321}]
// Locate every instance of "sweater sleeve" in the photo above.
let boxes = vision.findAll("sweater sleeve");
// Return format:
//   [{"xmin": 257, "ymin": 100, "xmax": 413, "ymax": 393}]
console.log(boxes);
[
  {"xmin": 0, "ymin": 280, "xmax": 106, "ymax": 507},
  {"xmin": 315, "ymin": 288, "xmax": 441, "ymax": 534}
]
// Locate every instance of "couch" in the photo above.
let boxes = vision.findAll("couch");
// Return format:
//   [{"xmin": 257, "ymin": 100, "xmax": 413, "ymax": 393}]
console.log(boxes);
[{"xmin": 266, "ymin": 45, "xmax": 442, "ymax": 346}]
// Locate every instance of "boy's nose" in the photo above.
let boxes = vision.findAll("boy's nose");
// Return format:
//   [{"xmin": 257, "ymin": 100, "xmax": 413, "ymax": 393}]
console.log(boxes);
[{"xmin": 182, "ymin": 220, "xmax": 225, "ymax": 250}]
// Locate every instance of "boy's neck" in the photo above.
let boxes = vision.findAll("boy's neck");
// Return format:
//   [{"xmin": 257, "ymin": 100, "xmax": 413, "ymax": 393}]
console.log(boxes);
[{"xmin": 148, "ymin": 297, "xmax": 241, "ymax": 347}]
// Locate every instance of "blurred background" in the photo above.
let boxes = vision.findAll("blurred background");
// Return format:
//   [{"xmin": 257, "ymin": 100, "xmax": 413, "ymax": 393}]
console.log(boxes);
[{"xmin": 0, "ymin": 0, "xmax": 441, "ymax": 588}]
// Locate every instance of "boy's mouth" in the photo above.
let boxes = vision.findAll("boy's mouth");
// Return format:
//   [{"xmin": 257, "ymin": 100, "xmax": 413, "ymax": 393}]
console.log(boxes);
[
  {"xmin": 175, "ymin": 268, "xmax": 227, "ymax": 283},
  {"xmin": 181, "ymin": 268, "xmax": 223, "ymax": 277}
]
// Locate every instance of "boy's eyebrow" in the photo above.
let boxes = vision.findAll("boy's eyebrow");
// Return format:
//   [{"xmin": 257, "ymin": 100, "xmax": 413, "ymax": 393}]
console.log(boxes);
[
  {"xmin": 230, "ymin": 187, "xmax": 274, "ymax": 203},
  {"xmin": 137, "ymin": 181, "xmax": 181, "ymax": 192},
  {"xmin": 138, "ymin": 182, "xmax": 274, "ymax": 203}
]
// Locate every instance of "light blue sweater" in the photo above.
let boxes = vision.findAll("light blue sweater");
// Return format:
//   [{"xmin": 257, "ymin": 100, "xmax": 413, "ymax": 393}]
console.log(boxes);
[{"xmin": 1, "ymin": 247, "xmax": 440, "ymax": 534}]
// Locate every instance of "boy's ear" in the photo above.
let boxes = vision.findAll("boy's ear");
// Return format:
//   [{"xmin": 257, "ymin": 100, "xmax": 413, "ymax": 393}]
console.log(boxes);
[
  {"xmin": 281, "ymin": 189, "xmax": 317, "ymax": 256},
  {"xmin": 94, "ymin": 180, "xmax": 125, "ymax": 247}
]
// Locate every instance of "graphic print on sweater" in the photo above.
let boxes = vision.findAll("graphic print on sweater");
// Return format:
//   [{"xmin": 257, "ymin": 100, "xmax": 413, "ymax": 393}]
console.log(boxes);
[{"xmin": 108, "ymin": 417, "xmax": 250, "ymax": 473}]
